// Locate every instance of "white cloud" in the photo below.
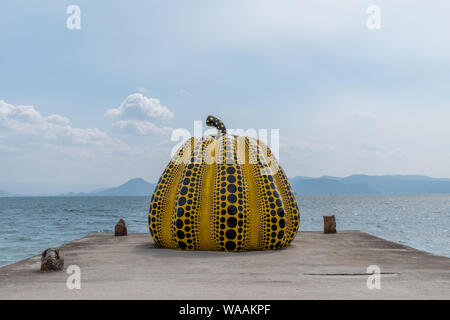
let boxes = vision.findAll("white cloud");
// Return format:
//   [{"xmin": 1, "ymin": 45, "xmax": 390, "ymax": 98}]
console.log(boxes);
[
  {"xmin": 0, "ymin": 98, "xmax": 176, "ymax": 189},
  {"xmin": 0, "ymin": 99, "xmax": 112, "ymax": 148},
  {"xmin": 0, "ymin": 97, "xmax": 176, "ymax": 164},
  {"xmin": 105, "ymin": 93, "xmax": 174, "ymax": 120},
  {"xmin": 47, "ymin": 114, "xmax": 70, "ymax": 125},
  {"xmin": 105, "ymin": 93, "xmax": 174, "ymax": 139},
  {"xmin": 111, "ymin": 119, "xmax": 172, "ymax": 136},
  {"xmin": 0, "ymin": 102, "xmax": 69, "ymax": 125}
]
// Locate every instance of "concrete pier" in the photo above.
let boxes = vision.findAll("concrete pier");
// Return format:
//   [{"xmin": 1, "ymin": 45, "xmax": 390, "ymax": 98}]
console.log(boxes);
[{"xmin": 0, "ymin": 231, "xmax": 449, "ymax": 299}]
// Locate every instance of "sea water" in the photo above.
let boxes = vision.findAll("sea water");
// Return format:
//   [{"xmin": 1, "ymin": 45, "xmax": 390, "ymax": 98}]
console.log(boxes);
[{"xmin": 0, "ymin": 194, "xmax": 448, "ymax": 267}]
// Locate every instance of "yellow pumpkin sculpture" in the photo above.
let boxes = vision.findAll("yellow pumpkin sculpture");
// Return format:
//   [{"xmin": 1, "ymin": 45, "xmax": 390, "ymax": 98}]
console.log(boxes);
[{"xmin": 148, "ymin": 116, "xmax": 300, "ymax": 251}]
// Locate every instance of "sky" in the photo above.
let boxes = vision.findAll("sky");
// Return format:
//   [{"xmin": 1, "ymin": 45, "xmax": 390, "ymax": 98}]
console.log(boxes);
[{"xmin": 1, "ymin": 1, "xmax": 450, "ymax": 193}]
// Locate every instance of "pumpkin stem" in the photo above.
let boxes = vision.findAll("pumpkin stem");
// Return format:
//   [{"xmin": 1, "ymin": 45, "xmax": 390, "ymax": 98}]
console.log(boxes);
[{"xmin": 206, "ymin": 115, "xmax": 227, "ymax": 134}]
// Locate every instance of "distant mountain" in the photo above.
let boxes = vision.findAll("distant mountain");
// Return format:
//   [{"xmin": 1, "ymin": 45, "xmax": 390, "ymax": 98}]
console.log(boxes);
[
  {"xmin": 91, "ymin": 178, "xmax": 155, "ymax": 196},
  {"xmin": 0, "ymin": 181, "xmax": 102, "ymax": 196},
  {"xmin": 290, "ymin": 175, "xmax": 450, "ymax": 195},
  {"xmin": 59, "ymin": 178, "xmax": 155, "ymax": 197},
  {"xmin": 9, "ymin": 175, "xmax": 450, "ymax": 197},
  {"xmin": 290, "ymin": 177, "xmax": 378, "ymax": 195},
  {"xmin": 0, "ymin": 190, "xmax": 11, "ymax": 197}
]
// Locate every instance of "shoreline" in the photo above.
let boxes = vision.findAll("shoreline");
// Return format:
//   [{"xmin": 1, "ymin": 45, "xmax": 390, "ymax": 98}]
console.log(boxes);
[{"xmin": 0, "ymin": 231, "xmax": 449, "ymax": 299}]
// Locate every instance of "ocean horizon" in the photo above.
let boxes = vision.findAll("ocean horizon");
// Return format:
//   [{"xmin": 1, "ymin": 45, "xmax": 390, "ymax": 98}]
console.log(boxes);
[{"xmin": 1, "ymin": 194, "xmax": 449, "ymax": 267}]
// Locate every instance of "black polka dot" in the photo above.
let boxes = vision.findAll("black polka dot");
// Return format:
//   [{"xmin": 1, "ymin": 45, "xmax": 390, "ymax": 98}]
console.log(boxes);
[
  {"xmin": 178, "ymin": 197, "xmax": 186, "ymax": 206},
  {"xmin": 225, "ymin": 229, "xmax": 237, "ymax": 240},
  {"xmin": 227, "ymin": 217, "xmax": 237, "ymax": 228},
  {"xmin": 225, "ymin": 241, "xmax": 236, "ymax": 250},
  {"xmin": 227, "ymin": 194, "xmax": 237, "ymax": 203},
  {"xmin": 227, "ymin": 175, "xmax": 236, "ymax": 183},
  {"xmin": 177, "ymin": 230, "xmax": 185, "ymax": 239},
  {"xmin": 227, "ymin": 184, "xmax": 237, "ymax": 193},
  {"xmin": 176, "ymin": 219, "xmax": 183, "ymax": 228},
  {"xmin": 178, "ymin": 241, "xmax": 187, "ymax": 249},
  {"xmin": 177, "ymin": 207, "xmax": 184, "ymax": 217},
  {"xmin": 226, "ymin": 167, "xmax": 236, "ymax": 174},
  {"xmin": 227, "ymin": 205, "xmax": 237, "ymax": 215},
  {"xmin": 277, "ymin": 230, "xmax": 285, "ymax": 239}
]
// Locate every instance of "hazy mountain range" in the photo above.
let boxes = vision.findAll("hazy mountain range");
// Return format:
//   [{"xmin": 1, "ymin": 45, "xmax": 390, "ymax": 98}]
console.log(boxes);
[
  {"xmin": 290, "ymin": 175, "xmax": 450, "ymax": 195},
  {"xmin": 2, "ymin": 175, "xmax": 450, "ymax": 197},
  {"xmin": 0, "ymin": 181, "xmax": 102, "ymax": 196},
  {"xmin": 60, "ymin": 178, "xmax": 156, "ymax": 197}
]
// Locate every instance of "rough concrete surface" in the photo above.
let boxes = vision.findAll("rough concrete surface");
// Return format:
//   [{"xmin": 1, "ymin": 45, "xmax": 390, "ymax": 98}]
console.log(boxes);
[{"xmin": 0, "ymin": 231, "xmax": 449, "ymax": 299}]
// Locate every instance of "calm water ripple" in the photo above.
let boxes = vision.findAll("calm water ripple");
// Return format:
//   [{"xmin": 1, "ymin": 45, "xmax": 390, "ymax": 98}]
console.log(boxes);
[{"xmin": 0, "ymin": 194, "xmax": 448, "ymax": 266}]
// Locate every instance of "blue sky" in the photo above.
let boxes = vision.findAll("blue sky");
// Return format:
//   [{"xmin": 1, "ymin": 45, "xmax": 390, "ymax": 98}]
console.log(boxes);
[{"xmin": 1, "ymin": 1, "xmax": 450, "ymax": 192}]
